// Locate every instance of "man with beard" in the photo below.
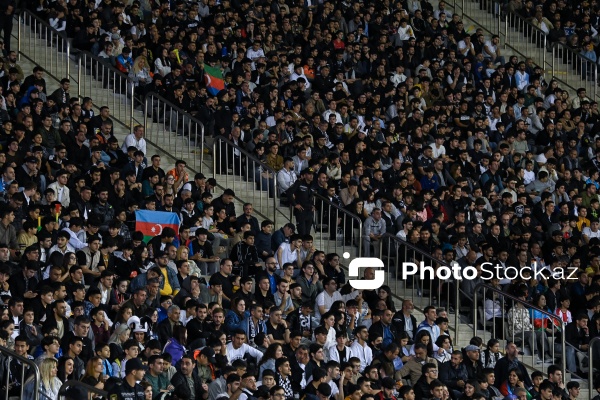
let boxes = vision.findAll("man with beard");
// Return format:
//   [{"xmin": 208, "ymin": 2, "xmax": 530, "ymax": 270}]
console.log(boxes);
[
  {"xmin": 186, "ymin": 303, "xmax": 209, "ymax": 347},
  {"xmin": 369, "ymin": 309, "xmax": 397, "ymax": 348},
  {"xmin": 238, "ymin": 373, "xmax": 258, "ymax": 400},
  {"xmin": 171, "ymin": 354, "xmax": 207, "ymax": 399},
  {"xmin": 204, "ymin": 307, "xmax": 226, "ymax": 337},
  {"xmin": 258, "ymin": 257, "xmax": 279, "ymax": 295}
]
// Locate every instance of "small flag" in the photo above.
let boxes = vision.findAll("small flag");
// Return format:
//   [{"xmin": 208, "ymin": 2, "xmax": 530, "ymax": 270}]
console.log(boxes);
[
  {"xmin": 204, "ymin": 64, "xmax": 225, "ymax": 96},
  {"xmin": 135, "ymin": 210, "xmax": 181, "ymax": 243}
]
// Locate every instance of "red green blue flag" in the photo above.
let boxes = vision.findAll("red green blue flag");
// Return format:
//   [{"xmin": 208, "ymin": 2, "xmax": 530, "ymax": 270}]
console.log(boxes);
[
  {"xmin": 204, "ymin": 64, "xmax": 225, "ymax": 95},
  {"xmin": 135, "ymin": 210, "xmax": 181, "ymax": 243}
]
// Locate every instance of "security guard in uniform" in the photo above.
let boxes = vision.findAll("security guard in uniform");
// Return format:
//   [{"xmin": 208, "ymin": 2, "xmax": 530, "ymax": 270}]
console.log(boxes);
[
  {"xmin": 289, "ymin": 168, "xmax": 315, "ymax": 236},
  {"xmin": 108, "ymin": 358, "xmax": 146, "ymax": 400}
]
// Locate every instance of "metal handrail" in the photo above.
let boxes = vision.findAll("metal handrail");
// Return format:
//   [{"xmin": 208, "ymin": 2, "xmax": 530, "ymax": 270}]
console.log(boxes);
[
  {"xmin": 549, "ymin": 40, "xmax": 599, "ymax": 100},
  {"xmin": 455, "ymin": 0, "xmax": 598, "ymax": 100},
  {"xmin": 77, "ymin": 50, "xmax": 141, "ymax": 133},
  {"xmin": 0, "ymin": 345, "xmax": 41, "ymax": 400},
  {"xmin": 312, "ymin": 191, "xmax": 364, "ymax": 259},
  {"xmin": 16, "ymin": 9, "xmax": 143, "ymax": 133},
  {"xmin": 212, "ymin": 135, "xmax": 282, "ymax": 226},
  {"xmin": 17, "ymin": 9, "xmax": 72, "ymax": 84},
  {"xmin": 379, "ymin": 233, "xmax": 464, "ymax": 329},
  {"xmin": 58, "ymin": 379, "xmax": 108, "ymax": 400},
  {"xmin": 473, "ymin": 283, "xmax": 566, "ymax": 379},
  {"xmin": 144, "ymin": 91, "xmax": 205, "ymax": 172},
  {"xmin": 589, "ymin": 337, "xmax": 600, "ymax": 395}
]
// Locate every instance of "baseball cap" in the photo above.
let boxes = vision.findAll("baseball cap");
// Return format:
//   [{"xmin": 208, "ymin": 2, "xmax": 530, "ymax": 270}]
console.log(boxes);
[
  {"xmin": 125, "ymin": 358, "xmax": 144, "ymax": 375},
  {"xmin": 200, "ymin": 347, "xmax": 217, "ymax": 364}
]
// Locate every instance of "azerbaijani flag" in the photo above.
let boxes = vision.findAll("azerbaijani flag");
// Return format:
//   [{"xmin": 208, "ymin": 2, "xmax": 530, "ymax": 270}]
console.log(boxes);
[
  {"xmin": 204, "ymin": 64, "xmax": 225, "ymax": 95},
  {"xmin": 135, "ymin": 210, "xmax": 181, "ymax": 243}
]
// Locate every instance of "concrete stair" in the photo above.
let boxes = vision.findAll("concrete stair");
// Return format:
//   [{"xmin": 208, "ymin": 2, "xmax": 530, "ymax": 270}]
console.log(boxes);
[
  {"xmin": 451, "ymin": 0, "xmax": 599, "ymax": 100},
  {"xmin": 14, "ymin": 14, "xmax": 593, "ymax": 395}
]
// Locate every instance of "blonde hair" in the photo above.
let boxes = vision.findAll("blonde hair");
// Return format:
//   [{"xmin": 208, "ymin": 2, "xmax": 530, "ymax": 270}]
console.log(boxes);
[
  {"xmin": 176, "ymin": 245, "xmax": 189, "ymax": 260},
  {"xmin": 133, "ymin": 56, "xmax": 148, "ymax": 74},
  {"xmin": 40, "ymin": 358, "xmax": 59, "ymax": 392},
  {"xmin": 109, "ymin": 324, "xmax": 131, "ymax": 345}
]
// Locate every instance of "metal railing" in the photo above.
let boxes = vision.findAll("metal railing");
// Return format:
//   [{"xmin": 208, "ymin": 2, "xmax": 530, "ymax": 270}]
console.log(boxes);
[
  {"xmin": 144, "ymin": 92, "xmax": 205, "ymax": 173},
  {"xmin": 473, "ymin": 283, "xmax": 566, "ymax": 378},
  {"xmin": 17, "ymin": 10, "xmax": 72, "ymax": 84},
  {"xmin": 1, "ymin": 345, "xmax": 41, "ymax": 400},
  {"xmin": 58, "ymin": 379, "xmax": 108, "ymax": 400},
  {"xmin": 378, "ymin": 233, "xmax": 462, "ymax": 330},
  {"xmin": 454, "ymin": 0, "xmax": 503, "ymax": 41},
  {"xmin": 550, "ymin": 42, "xmax": 599, "ymax": 101},
  {"xmin": 312, "ymin": 192, "xmax": 363, "ymax": 260},
  {"xmin": 16, "ymin": 9, "xmax": 143, "ymax": 132},
  {"xmin": 212, "ymin": 135, "xmax": 284, "ymax": 226},
  {"xmin": 447, "ymin": 0, "xmax": 599, "ymax": 101},
  {"xmin": 589, "ymin": 337, "xmax": 600, "ymax": 397},
  {"xmin": 504, "ymin": 13, "xmax": 549, "ymax": 71},
  {"xmin": 78, "ymin": 51, "xmax": 143, "ymax": 132}
]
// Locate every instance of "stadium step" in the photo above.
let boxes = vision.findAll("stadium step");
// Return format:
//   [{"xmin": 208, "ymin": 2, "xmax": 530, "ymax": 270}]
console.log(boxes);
[{"xmin": 449, "ymin": 0, "xmax": 597, "ymax": 100}]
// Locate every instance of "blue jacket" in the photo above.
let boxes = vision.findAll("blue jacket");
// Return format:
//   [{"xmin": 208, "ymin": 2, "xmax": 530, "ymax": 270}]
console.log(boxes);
[
  {"xmin": 163, "ymin": 338, "xmax": 186, "ymax": 363},
  {"xmin": 225, "ymin": 310, "xmax": 250, "ymax": 334}
]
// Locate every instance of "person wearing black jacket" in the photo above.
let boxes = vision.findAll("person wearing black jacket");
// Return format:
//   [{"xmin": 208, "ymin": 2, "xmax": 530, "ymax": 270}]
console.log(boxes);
[
  {"xmin": 368, "ymin": 309, "xmax": 398, "ymax": 349},
  {"xmin": 289, "ymin": 168, "xmax": 315, "ymax": 236},
  {"xmin": 230, "ymin": 231, "xmax": 262, "ymax": 277},
  {"xmin": 493, "ymin": 342, "xmax": 533, "ymax": 390},
  {"xmin": 563, "ymin": 314, "xmax": 590, "ymax": 373},
  {"xmin": 393, "ymin": 299, "xmax": 418, "ymax": 343},
  {"xmin": 107, "ymin": 358, "xmax": 146, "ymax": 400},
  {"xmin": 462, "ymin": 345, "xmax": 484, "ymax": 380},
  {"xmin": 171, "ymin": 354, "xmax": 208, "ymax": 399},
  {"xmin": 439, "ymin": 351, "xmax": 469, "ymax": 399}
]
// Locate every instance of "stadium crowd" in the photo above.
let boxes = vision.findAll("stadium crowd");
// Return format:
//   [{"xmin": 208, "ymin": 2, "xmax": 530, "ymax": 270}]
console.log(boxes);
[{"xmin": 0, "ymin": 0, "xmax": 599, "ymax": 398}]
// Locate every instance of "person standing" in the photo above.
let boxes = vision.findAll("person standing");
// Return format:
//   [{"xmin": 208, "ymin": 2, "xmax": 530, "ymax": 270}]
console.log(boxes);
[{"xmin": 289, "ymin": 168, "xmax": 315, "ymax": 235}]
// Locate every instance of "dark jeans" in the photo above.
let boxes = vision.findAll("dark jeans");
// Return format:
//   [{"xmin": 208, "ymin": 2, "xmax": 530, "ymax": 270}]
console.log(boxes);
[
  {"xmin": 0, "ymin": 13, "xmax": 13, "ymax": 51},
  {"xmin": 295, "ymin": 208, "xmax": 314, "ymax": 235}
]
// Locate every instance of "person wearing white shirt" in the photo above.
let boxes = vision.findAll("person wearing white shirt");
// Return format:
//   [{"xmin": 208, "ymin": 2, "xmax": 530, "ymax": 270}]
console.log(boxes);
[
  {"xmin": 276, "ymin": 239, "xmax": 300, "ymax": 270},
  {"xmin": 457, "ymin": 36, "xmax": 475, "ymax": 58},
  {"xmin": 121, "ymin": 125, "xmax": 147, "ymax": 155},
  {"xmin": 226, "ymin": 330, "xmax": 264, "ymax": 363},
  {"xmin": 290, "ymin": 65, "xmax": 311, "ymax": 90},
  {"xmin": 349, "ymin": 326, "xmax": 373, "ymax": 372},
  {"xmin": 327, "ymin": 332, "xmax": 354, "ymax": 363},
  {"xmin": 277, "ymin": 159, "xmax": 297, "ymax": 195},
  {"xmin": 315, "ymin": 277, "xmax": 343, "ymax": 321},
  {"xmin": 322, "ymin": 101, "xmax": 343, "ymax": 124},
  {"xmin": 583, "ymin": 221, "xmax": 600, "ymax": 243},
  {"xmin": 62, "ymin": 219, "xmax": 87, "ymax": 250},
  {"xmin": 47, "ymin": 170, "xmax": 70, "ymax": 207},
  {"xmin": 246, "ymin": 41, "xmax": 266, "ymax": 61},
  {"xmin": 397, "ymin": 20, "xmax": 415, "ymax": 41},
  {"xmin": 292, "ymin": 150, "xmax": 309, "ymax": 177}
]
